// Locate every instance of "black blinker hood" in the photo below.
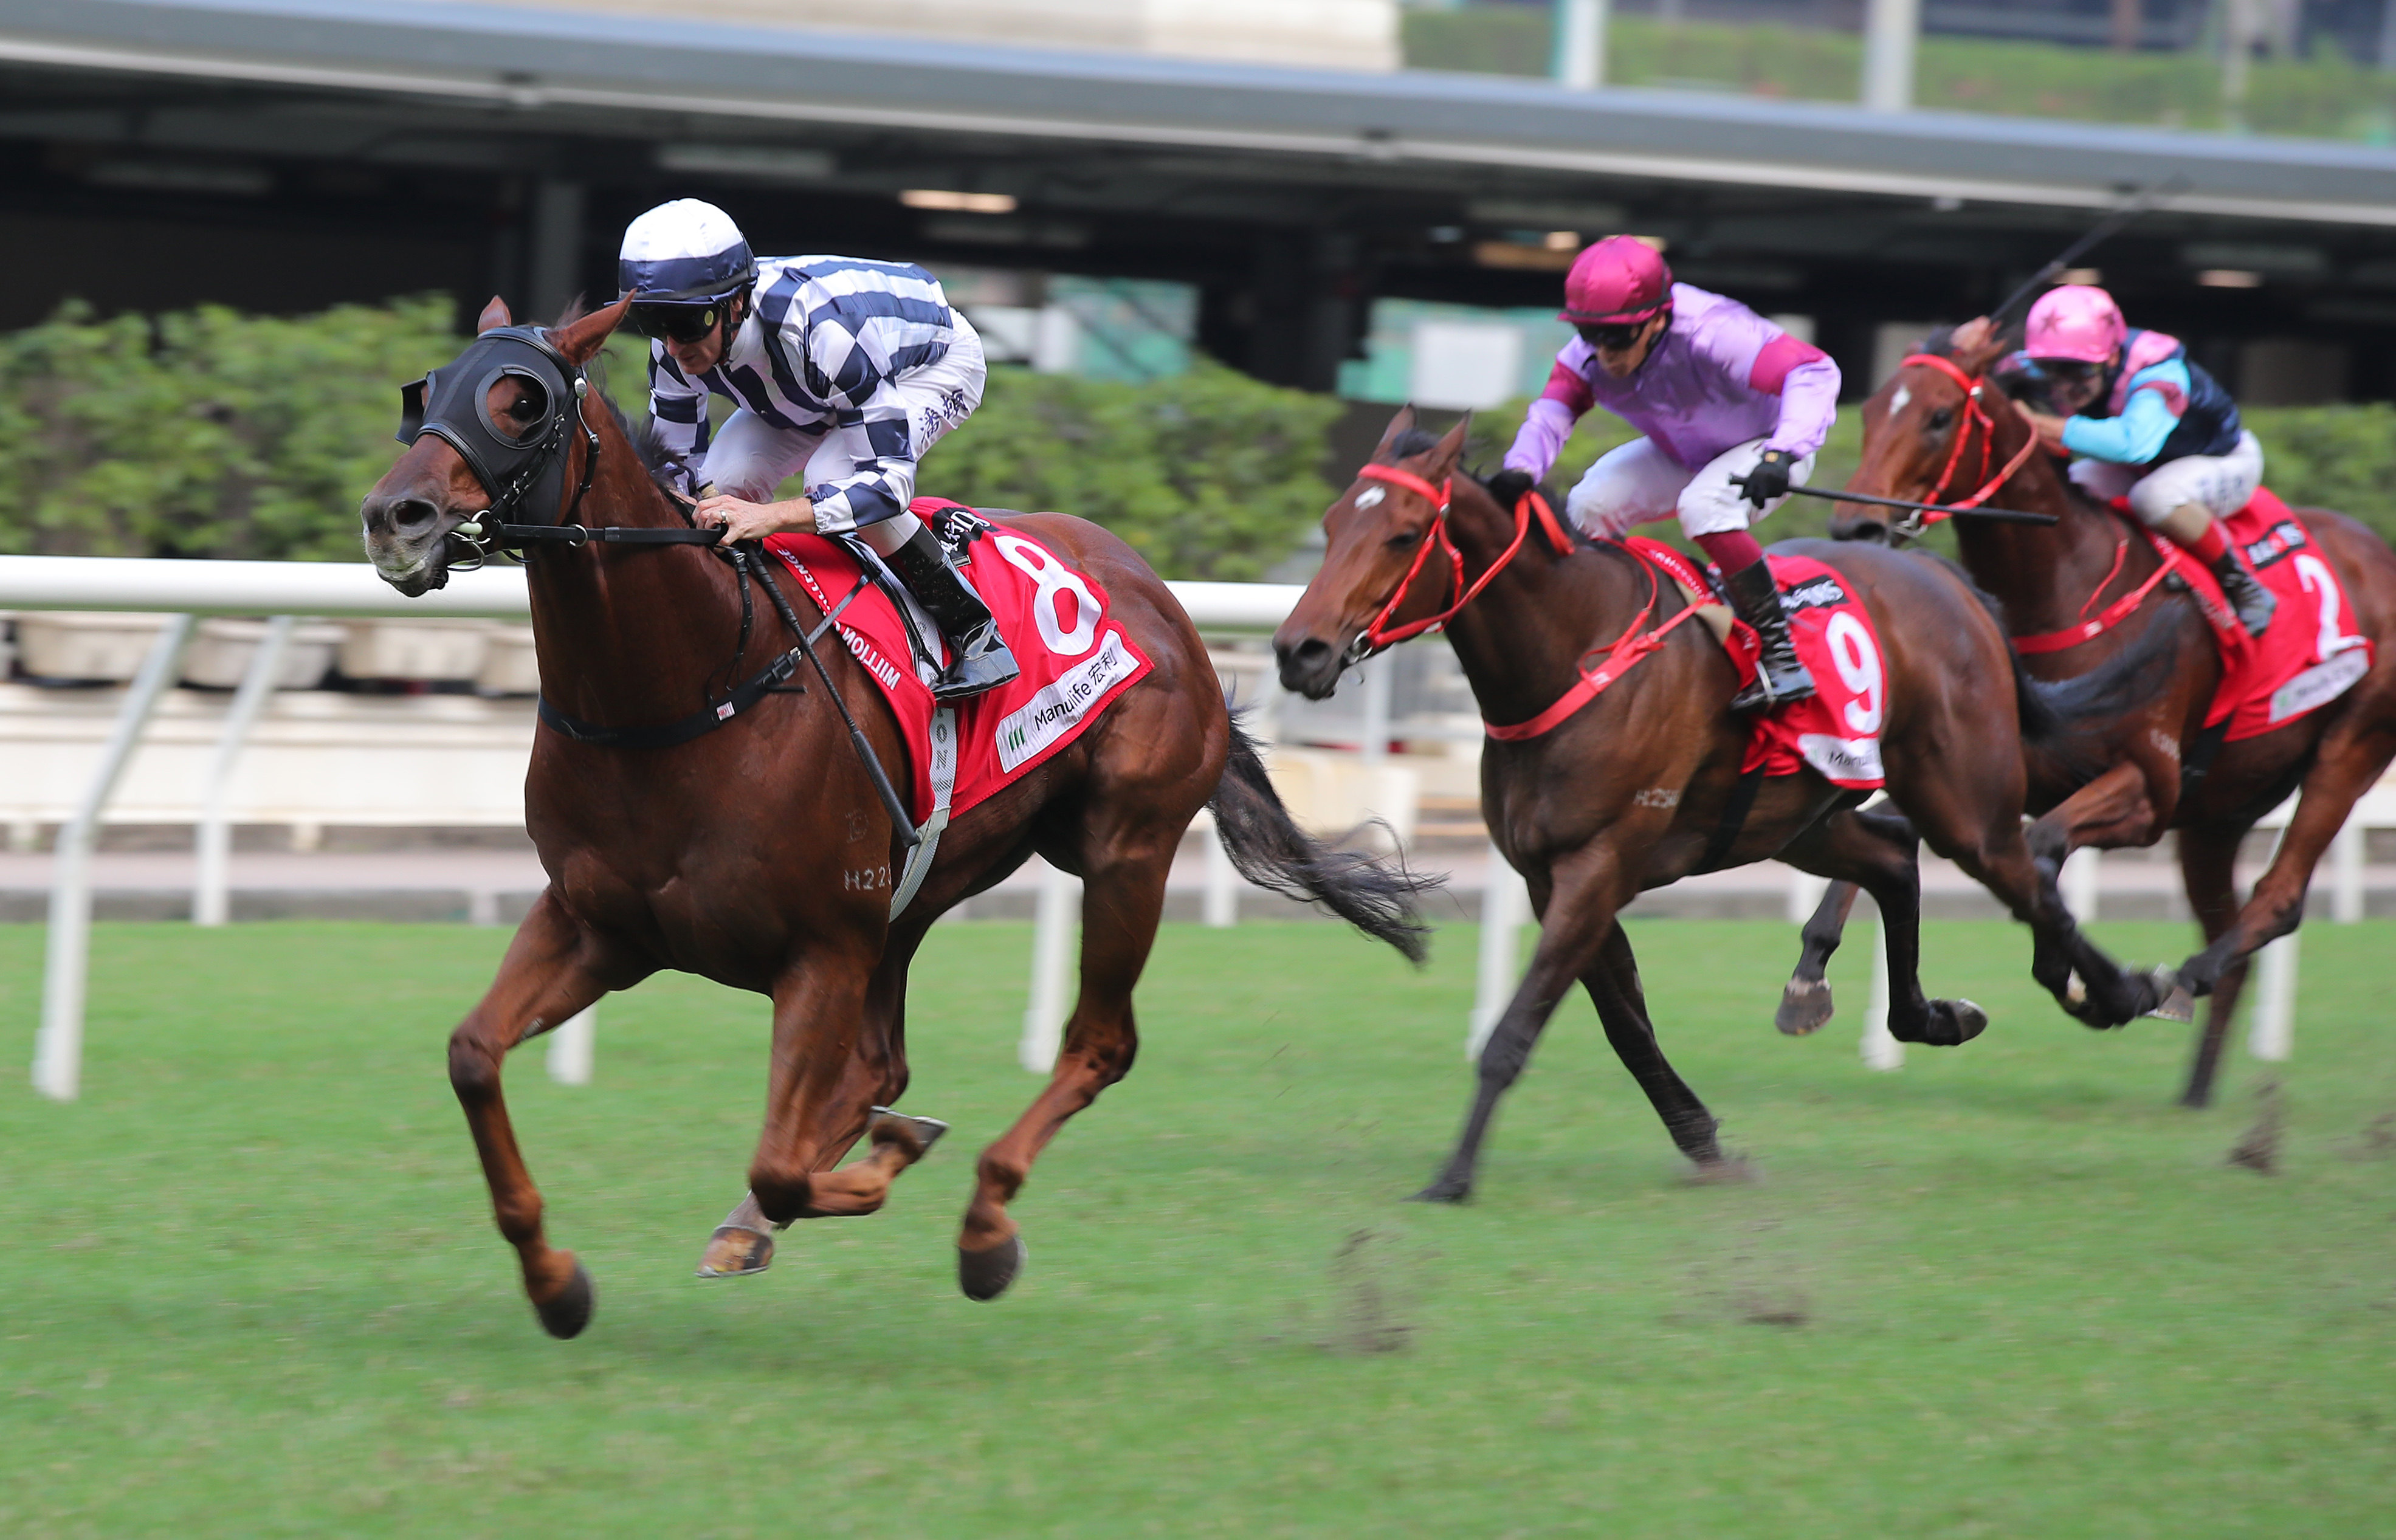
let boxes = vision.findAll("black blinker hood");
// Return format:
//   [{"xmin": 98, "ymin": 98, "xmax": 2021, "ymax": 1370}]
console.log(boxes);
[{"xmin": 395, "ymin": 325, "xmax": 584, "ymax": 525}]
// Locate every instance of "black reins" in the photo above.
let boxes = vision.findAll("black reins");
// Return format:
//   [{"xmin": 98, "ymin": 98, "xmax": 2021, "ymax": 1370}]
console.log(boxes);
[{"xmin": 395, "ymin": 323, "xmax": 920, "ymax": 848}]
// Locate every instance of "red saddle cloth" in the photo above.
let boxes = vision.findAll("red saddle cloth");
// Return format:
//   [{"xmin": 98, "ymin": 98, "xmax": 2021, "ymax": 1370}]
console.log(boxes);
[
  {"xmin": 1625, "ymin": 541, "xmax": 1888, "ymax": 791},
  {"xmin": 762, "ymin": 499, "xmax": 1153, "ymax": 821},
  {"xmin": 2138, "ymin": 488, "xmax": 2374, "ymax": 741}
]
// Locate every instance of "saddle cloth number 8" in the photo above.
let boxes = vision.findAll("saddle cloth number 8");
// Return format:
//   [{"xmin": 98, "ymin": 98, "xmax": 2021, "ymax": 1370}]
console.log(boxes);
[{"xmin": 994, "ymin": 533, "xmax": 1099, "ymax": 658}]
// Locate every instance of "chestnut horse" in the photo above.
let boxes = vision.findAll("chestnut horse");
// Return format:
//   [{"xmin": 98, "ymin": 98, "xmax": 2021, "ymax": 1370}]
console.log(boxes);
[
  {"xmin": 359, "ymin": 297, "xmax": 1430, "ymax": 1336},
  {"xmin": 1274, "ymin": 409, "xmax": 2154, "ymax": 1201},
  {"xmin": 1799, "ymin": 333, "xmax": 2396, "ymax": 1107}
]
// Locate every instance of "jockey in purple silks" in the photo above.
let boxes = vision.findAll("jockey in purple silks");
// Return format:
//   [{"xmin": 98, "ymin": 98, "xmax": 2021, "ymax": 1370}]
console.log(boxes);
[{"xmin": 1494, "ymin": 235, "xmax": 1841, "ymax": 710}]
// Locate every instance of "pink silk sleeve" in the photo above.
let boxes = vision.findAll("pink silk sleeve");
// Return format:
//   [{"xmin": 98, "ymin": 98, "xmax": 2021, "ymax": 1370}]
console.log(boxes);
[
  {"xmin": 1504, "ymin": 397, "xmax": 1580, "ymax": 480},
  {"xmin": 1749, "ymin": 335, "xmax": 1840, "ymax": 458},
  {"xmin": 1502, "ymin": 358, "xmax": 1592, "ymax": 478}
]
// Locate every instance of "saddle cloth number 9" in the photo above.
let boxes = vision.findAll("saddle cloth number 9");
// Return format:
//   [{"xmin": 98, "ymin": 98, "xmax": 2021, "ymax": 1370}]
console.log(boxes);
[{"xmin": 994, "ymin": 533, "xmax": 1099, "ymax": 658}]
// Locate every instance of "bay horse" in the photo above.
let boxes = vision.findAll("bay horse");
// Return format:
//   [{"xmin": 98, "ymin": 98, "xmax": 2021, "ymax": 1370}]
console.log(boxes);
[
  {"xmin": 1273, "ymin": 407, "xmax": 2157, "ymax": 1201},
  {"xmin": 1802, "ymin": 331, "xmax": 2396, "ymax": 1105},
  {"xmin": 358, "ymin": 297, "xmax": 1430, "ymax": 1336}
]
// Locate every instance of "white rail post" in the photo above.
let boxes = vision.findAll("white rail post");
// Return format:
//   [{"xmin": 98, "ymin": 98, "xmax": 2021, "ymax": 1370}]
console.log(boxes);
[
  {"xmin": 2062, "ymin": 847, "xmax": 2101, "ymax": 922},
  {"xmin": 1552, "ymin": 0, "xmax": 1608, "ymax": 89},
  {"xmin": 194, "ymin": 614, "xmax": 294, "ymax": 927},
  {"xmin": 1202, "ymin": 812, "xmax": 1239, "ymax": 928},
  {"xmin": 2332, "ymin": 819, "xmax": 2364, "ymax": 923},
  {"xmin": 2246, "ymin": 933, "xmax": 2298, "ymax": 1062},
  {"xmin": 1861, "ymin": 0, "xmax": 1919, "ymax": 111},
  {"xmin": 547, "ymin": 1003, "xmax": 596, "ymax": 1086},
  {"xmin": 33, "ymin": 614, "xmax": 195, "ymax": 1102},
  {"xmin": 1860, "ymin": 917, "xmax": 1905, "ymax": 1071},
  {"xmin": 1468, "ymin": 842, "xmax": 1530, "ymax": 1061},
  {"xmin": 1786, "ymin": 867, "xmax": 1830, "ymax": 926},
  {"xmin": 1021, "ymin": 859, "xmax": 1080, "ymax": 1074}
]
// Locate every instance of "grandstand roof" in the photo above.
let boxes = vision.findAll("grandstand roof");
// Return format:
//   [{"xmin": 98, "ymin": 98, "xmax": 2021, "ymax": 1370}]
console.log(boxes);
[{"xmin": 5, "ymin": 0, "xmax": 2396, "ymax": 227}]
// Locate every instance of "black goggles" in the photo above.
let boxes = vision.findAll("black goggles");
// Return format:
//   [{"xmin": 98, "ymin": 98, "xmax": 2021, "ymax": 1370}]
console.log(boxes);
[
  {"xmin": 2034, "ymin": 357, "xmax": 2105, "ymax": 384},
  {"xmin": 627, "ymin": 302, "xmax": 726, "ymax": 345},
  {"xmin": 1575, "ymin": 320, "xmax": 1648, "ymax": 352}
]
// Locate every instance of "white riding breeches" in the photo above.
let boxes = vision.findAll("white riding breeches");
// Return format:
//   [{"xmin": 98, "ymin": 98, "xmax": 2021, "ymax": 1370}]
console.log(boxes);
[
  {"xmin": 696, "ymin": 311, "xmax": 987, "ymax": 554},
  {"xmin": 2069, "ymin": 429, "xmax": 2263, "ymax": 527},
  {"xmin": 1563, "ymin": 435, "xmax": 1814, "ymax": 542}
]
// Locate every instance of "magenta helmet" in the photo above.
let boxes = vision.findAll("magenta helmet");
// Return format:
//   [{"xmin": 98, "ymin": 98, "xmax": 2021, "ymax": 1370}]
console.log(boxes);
[
  {"xmin": 1559, "ymin": 236, "xmax": 1674, "ymax": 325},
  {"xmin": 2025, "ymin": 284, "xmax": 2127, "ymax": 364}
]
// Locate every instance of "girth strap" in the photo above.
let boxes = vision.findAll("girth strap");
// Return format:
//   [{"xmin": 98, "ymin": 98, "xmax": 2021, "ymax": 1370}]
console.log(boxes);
[{"xmin": 538, "ymin": 647, "xmax": 803, "ymax": 750}]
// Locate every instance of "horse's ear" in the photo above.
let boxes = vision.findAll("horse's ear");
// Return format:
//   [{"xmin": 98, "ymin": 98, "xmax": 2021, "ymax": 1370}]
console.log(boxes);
[
  {"xmin": 1372, "ymin": 404, "xmax": 1419, "ymax": 458},
  {"xmin": 552, "ymin": 295, "xmax": 631, "ymax": 366},
  {"xmin": 1952, "ymin": 329, "xmax": 2012, "ymax": 379},
  {"xmin": 475, "ymin": 296, "xmax": 512, "ymax": 334},
  {"xmin": 1425, "ymin": 413, "xmax": 1471, "ymax": 474}
]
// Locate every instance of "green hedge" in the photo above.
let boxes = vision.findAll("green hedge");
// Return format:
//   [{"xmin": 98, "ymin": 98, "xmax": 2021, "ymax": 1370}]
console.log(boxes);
[
  {"xmin": 0, "ymin": 296, "xmax": 458, "ymax": 562},
  {"xmin": 0, "ymin": 300, "xmax": 1337, "ymax": 582},
  {"xmin": 1403, "ymin": 7, "xmax": 2396, "ymax": 142},
  {"xmin": 929, "ymin": 363, "xmax": 1341, "ymax": 582},
  {"xmin": 2, "ymin": 297, "xmax": 2384, "ymax": 574}
]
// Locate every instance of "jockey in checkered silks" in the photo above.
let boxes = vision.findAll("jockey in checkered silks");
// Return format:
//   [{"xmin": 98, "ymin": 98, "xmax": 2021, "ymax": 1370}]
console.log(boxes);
[{"xmin": 622, "ymin": 199, "xmax": 1019, "ymax": 700}]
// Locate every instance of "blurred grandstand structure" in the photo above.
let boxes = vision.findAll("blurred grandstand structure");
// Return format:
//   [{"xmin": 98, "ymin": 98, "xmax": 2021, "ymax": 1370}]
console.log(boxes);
[{"xmin": 2, "ymin": 0, "xmax": 2396, "ymax": 402}]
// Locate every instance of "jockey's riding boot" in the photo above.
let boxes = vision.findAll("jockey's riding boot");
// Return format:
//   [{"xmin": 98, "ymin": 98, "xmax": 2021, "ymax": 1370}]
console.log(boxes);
[
  {"xmin": 2208, "ymin": 548, "xmax": 2277, "ymax": 639},
  {"xmin": 886, "ymin": 524, "xmax": 1021, "ymax": 700},
  {"xmin": 1722, "ymin": 559, "xmax": 1816, "ymax": 713}
]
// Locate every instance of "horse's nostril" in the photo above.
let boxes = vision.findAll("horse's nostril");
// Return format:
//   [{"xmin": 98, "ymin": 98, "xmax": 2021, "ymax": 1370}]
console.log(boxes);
[{"xmin": 391, "ymin": 498, "xmax": 438, "ymax": 532}]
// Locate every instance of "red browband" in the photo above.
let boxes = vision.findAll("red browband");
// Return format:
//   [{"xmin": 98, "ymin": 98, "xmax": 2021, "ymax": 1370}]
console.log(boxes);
[{"xmin": 1350, "ymin": 465, "xmax": 1573, "ymax": 653}]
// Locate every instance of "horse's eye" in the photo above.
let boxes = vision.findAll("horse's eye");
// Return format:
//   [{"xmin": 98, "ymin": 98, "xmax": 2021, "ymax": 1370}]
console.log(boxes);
[
  {"xmin": 1926, "ymin": 407, "xmax": 1955, "ymax": 432},
  {"xmin": 1385, "ymin": 530, "xmax": 1421, "ymax": 552},
  {"xmin": 509, "ymin": 396, "xmax": 543, "ymax": 421}
]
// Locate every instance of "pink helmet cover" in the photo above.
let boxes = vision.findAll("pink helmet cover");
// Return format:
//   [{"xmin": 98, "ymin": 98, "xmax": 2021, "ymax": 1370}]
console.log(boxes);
[
  {"xmin": 2025, "ymin": 284, "xmax": 2127, "ymax": 364},
  {"xmin": 1559, "ymin": 236, "xmax": 1674, "ymax": 325}
]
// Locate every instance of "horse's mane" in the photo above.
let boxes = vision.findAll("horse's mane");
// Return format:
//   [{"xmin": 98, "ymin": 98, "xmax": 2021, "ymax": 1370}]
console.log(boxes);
[{"xmin": 546, "ymin": 294, "xmax": 676, "ymax": 480}]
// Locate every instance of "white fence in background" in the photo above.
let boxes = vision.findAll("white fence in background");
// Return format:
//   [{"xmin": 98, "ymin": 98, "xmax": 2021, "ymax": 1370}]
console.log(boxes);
[{"xmin": 7, "ymin": 554, "xmax": 2356, "ymax": 1099}]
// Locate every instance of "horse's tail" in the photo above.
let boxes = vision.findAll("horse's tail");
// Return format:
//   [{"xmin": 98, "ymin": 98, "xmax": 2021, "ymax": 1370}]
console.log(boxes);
[{"xmin": 1208, "ymin": 714, "xmax": 1437, "ymax": 964}]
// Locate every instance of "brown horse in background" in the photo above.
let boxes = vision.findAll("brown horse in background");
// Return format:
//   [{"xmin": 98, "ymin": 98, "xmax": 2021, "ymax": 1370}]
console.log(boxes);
[
  {"xmin": 358, "ymin": 297, "xmax": 1430, "ymax": 1336},
  {"xmin": 1274, "ymin": 408, "xmax": 2154, "ymax": 1202},
  {"xmin": 1802, "ymin": 332, "xmax": 2396, "ymax": 1105}
]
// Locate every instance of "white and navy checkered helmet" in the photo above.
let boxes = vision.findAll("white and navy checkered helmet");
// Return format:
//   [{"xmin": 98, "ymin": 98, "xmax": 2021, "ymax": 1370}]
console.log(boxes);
[{"xmin": 618, "ymin": 199, "xmax": 756, "ymax": 306}]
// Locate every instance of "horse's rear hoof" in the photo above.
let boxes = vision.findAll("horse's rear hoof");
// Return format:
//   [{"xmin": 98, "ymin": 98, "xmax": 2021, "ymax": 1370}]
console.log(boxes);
[
  {"xmin": 696, "ymin": 1225, "xmax": 775, "ymax": 1279},
  {"xmin": 533, "ymin": 1260, "xmax": 595, "ymax": 1339},
  {"xmin": 1408, "ymin": 1175, "xmax": 1472, "ymax": 1205},
  {"xmin": 1775, "ymin": 977, "xmax": 1834, "ymax": 1037},
  {"xmin": 958, "ymin": 1233, "xmax": 1025, "ymax": 1301},
  {"xmin": 2142, "ymin": 969, "xmax": 2195, "ymax": 1023}
]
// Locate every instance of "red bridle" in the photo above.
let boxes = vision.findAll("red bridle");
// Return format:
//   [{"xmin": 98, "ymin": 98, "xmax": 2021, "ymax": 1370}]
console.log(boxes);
[
  {"xmin": 1898, "ymin": 352, "xmax": 2042, "ymax": 521},
  {"xmin": 1350, "ymin": 464, "xmax": 1573, "ymax": 658}
]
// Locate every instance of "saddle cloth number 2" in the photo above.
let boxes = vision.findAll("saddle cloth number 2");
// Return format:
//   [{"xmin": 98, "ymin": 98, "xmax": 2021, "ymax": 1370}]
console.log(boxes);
[{"xmin": 994, "ymin": 534, "xmax": 1100, "ymax": 658}]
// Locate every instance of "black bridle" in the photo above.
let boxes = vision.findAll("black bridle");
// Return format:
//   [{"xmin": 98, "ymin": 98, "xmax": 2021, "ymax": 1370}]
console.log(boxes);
[
  {"xmin": 396, "ymin": 324, "xmax": 721, "ymax": 566},
  {"xmin": 388, "ymin": 323, "xmax": 920, "ymax": 847}
]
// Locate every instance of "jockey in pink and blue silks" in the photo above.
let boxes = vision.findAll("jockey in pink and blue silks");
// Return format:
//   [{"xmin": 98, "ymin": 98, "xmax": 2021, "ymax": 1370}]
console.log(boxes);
[
  {"xmin": 1494, "ymin": 236, "xmax": 1841, "ymax": 710},
  {"xmin": 1955, "ymin": 286, "xmax": 2274, "ymax": 638}
]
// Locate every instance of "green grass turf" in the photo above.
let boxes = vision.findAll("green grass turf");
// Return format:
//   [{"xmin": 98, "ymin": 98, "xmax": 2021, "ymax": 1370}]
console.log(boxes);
[{"xmin": 1, "ymin": 918, "xmax": 2391, "ymax": 1538}]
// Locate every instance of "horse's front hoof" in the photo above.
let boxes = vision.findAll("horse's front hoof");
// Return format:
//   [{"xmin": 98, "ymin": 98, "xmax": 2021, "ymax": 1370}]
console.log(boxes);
[
  {"xmin": 1927, "ymin": 998, "xmax": 1988, "ymax": 1047},
  {"xmin": 957, "ymin": 1233, "xmax": 1025, "ymax": 1302},
  {"xmin": 1684, "ymin": 1155, "xmax": 1757, "ymax": 1185},
  {"xmin": 696, "ymin": 1225, "xmax": 774, "ymax": 1279},
  {"xmin": 532, "ymin": 1259, "xmax": 596, "ymax": 1339},
  {"xmin": 1408, "ymin": 1174, "xmax": 1472, "ymax": 1205},
  {"xmin": 2141, "ymin": 969, "xmax": 2195, "ymax": 1024},
  {"xmin": 1775, "ymin": 977, "xmax": 1834, "ymax": 1037}
]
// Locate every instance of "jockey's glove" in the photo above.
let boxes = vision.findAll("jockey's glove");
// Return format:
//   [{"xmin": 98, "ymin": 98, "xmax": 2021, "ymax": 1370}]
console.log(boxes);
[
  {"xmin": 1741, "ymin": 449, "xmax": 1796, "ymax": 507},
  {"xmin": 1484, "ymin": 468, "xmax": 1541, "ymax": 513}
]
